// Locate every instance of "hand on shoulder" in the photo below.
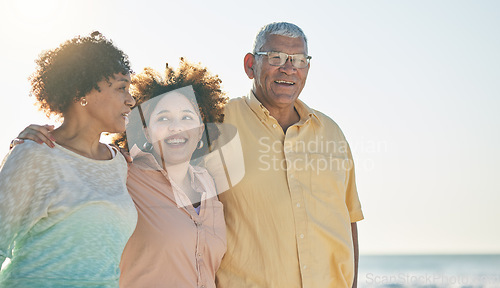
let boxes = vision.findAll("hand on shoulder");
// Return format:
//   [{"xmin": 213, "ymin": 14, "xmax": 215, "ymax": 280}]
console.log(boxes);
[{"xmin": 11, "ymin": 124, "xmax": 55, "ymax": 150}]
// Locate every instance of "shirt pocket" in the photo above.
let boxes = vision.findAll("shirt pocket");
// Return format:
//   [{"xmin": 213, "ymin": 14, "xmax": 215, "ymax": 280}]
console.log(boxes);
[{"xmin": 300, "ymin": 153, "xmax": 348, "ymax": 201}]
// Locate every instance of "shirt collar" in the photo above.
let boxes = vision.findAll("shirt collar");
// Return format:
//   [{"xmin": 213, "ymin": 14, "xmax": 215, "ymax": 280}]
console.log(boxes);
[
  {"xmin": 169, "ymin": 166, "xmax": 208, "ymax": 209},
  {"xmin": 245, "ymin": 90, "xmax": 271, "ymax": 121},
  {"xmin": 245, "ymin": 90, "xmax": 323, "ymax": 127}
]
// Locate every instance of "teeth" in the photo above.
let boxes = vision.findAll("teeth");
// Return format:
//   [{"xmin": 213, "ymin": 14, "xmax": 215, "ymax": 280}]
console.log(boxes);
[
  {"xmin": 166, "ymin": 138, "xmax": 186, "ymax": 144},
  {"xmin": 275, "ymin": 80, "xmax": 294, "ymax": 85}
]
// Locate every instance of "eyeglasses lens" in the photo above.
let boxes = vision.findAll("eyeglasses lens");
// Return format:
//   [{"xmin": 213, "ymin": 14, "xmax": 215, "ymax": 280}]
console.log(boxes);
[{"xmin": 266, "ymin": 52, "xmax": 308, "ymax": 68}]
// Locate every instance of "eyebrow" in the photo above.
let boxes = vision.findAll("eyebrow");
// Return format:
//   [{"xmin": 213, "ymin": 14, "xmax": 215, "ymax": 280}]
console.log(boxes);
[
  {"xmin": 116, "ymin": 78, "xmax": 130, "ymax": 83},
  {"xmin": 107, "ymin": 76, "xmax": 130, "ymax": 87},
  {"xmin": 155, "ymin": 109, "xmax": 196, "ymax": 115},
  {"xmin": 273, "ymin": 51, "xmax": 307, "ymax": 56}
]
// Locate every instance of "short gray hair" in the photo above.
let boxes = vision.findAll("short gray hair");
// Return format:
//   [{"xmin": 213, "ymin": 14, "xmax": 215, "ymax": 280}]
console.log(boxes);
[{"xmin": 252, "ymin": 22, "xmax": 308, "ymax": 54}]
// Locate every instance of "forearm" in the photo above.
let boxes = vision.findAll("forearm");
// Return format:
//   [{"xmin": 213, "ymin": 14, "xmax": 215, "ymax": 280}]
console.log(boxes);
[{"xmin": 351, "ymin": 222, "xmax": 359, "ymax": 288}]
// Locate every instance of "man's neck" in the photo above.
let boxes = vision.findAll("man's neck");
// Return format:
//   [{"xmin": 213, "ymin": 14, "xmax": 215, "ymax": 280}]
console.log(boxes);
[
  {"xmin": 267, "ymin": 105, "xmax": 300, "ymax": 133},
  {"xmin": 253, "ymin": 90, "xmax": 301, "ymax": 132}
]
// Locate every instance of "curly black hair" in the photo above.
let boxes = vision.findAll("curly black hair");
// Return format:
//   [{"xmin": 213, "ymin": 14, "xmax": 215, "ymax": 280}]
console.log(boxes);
[
  {"xmin": 30, "ymin": 31, "xmax": 131, "ymax": 117},
  {"xmin": 113, "ymin": 58, "xmax": 228, "ymax": 160}
]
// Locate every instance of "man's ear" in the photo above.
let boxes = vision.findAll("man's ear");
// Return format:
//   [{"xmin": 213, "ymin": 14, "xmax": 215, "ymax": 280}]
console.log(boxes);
[{"xmin": 244, "ymin": 53, "xmax": 256, "ymax": 79}]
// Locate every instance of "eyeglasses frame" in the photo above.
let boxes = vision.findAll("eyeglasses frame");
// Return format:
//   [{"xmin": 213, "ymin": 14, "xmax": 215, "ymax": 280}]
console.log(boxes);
[{"xmin": 254, "ymin": 51, "xmax": 312, "ymax": 69}]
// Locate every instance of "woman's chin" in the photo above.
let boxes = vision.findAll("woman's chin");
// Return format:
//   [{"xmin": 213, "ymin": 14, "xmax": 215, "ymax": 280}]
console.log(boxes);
[{"xmin": 162, "ymin": 157, "xmax": 192, "ymax": 167}]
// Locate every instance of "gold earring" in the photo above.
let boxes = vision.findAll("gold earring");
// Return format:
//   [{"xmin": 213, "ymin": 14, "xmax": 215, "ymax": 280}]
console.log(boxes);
[{"xmin": 80, "ymin": 98, "xmax": 88, "ymax": 107}]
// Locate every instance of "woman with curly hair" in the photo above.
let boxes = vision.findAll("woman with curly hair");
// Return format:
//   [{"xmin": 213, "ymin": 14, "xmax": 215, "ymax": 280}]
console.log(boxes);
[
  {"xmin": 13, "ymin": 59, "xmax": 229, "ymax": 287},
  {"xmin": 117, "ymin": 59, "xmax": 228, "ymax": 288},
  {"xmin": 0, "ymin": 32, "xmax": 137, "ymax": 287}
]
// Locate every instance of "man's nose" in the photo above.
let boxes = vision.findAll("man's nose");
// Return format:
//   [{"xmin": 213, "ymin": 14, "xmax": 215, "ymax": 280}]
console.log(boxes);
[{"xmin": 279, "ymin": 57, "xmax": 296, "ymax": 73}]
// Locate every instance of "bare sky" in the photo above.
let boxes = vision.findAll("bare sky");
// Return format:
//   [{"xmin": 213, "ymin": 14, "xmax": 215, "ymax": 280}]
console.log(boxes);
[{"xmin": 1, "ymin": 0, "xmax": 499, "ymax": 254}]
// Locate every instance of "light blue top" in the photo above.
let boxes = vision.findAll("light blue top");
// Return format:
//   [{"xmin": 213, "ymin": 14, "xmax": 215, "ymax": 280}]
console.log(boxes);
[{"xmin": 0, "ymin": 141, "xmax": 137, "ymax": 287}]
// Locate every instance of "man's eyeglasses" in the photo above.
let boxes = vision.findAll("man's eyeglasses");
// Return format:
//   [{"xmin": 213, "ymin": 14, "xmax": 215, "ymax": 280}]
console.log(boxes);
[{"xmin": 255, "ymin": 51, "xmax": 312, "ymax": 69}]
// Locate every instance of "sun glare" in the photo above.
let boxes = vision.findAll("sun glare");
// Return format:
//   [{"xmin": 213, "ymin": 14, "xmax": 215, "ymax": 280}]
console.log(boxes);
[{"xmin": 12, "ymin": 0, "xmax": 63, "ymax": 22}]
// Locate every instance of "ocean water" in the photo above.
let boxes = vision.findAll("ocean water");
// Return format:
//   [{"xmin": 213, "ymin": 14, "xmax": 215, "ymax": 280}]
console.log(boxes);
[{"xmin": 358, "ymin": 255, "xmax": 500, "ymax": 288}]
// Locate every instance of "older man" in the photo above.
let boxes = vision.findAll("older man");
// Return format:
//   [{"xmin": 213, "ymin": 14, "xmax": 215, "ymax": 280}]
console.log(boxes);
[{"xmin": 214, "ymin": 22, "xmax": 364, "ymax": 288}]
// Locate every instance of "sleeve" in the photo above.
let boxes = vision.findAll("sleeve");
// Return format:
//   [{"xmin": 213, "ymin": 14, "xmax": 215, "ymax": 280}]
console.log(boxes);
[
  {"xmin": 344, "ymin": 141, "xmax": 364, "ymax": 223},
  {"xmin": 0, "ymin": 142, "xmax": 54, "ymax": 265}
]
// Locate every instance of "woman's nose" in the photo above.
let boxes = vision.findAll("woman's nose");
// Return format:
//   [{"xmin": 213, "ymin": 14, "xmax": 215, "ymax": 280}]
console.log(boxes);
[
  {"xmin": 125, "ymin": 91, "xmax": 136, "ymax": 107},
  {"xmin": 167, "ymin": 119, "xmax": 184, "ymax": 132}
]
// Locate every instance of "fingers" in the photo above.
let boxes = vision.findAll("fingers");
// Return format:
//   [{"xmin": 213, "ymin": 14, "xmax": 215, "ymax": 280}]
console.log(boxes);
[
  {"xmin": 43, "ymin": 124, "xmax": 55, "ymax": 132},
  {"xmin": 120, "ymin": 147, "xmax": 133, "ymax": 163},
  {"xmin": 109, "ymin": 144, "xmax": 133, "ymax": 163},
  {"xmin": 17, "ymin": 124, "xmax": 56, "ymax": 148},
  {"xmin": 9, "ymin": 138, "xmax": 25, "ymax": 150}
]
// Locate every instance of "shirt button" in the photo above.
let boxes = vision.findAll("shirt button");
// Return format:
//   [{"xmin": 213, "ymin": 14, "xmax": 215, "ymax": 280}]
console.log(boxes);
[
  {"xmin": 300, "ymin": 234, "xmax": 304, "ymax": 239},
  {"xmin": 303, "ymin": 265, "xmax": 307, "ymax": 270},
  {"xmin": 272, "ymin": 124, "xmax": 278, "ymax": 128},
  {"xmin": 198, "ymin": 253, "xmax": 202, "ymax": 257},
  {"xmin": 296, "ymin": 203, "xmax": 301, "ymax": 208}
]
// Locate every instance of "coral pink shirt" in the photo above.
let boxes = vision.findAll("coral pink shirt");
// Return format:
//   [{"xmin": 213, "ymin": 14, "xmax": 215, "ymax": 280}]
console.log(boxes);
[{"xmin": 120, "ymin": 151, "xmax": 226, "ymax": 288}]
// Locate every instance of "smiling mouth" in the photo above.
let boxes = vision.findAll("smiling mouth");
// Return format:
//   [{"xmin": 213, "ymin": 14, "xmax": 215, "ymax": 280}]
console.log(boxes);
[
  {"xmin": 164, "ymin": 137, "xmax": 187, "ymax": 145},
  {"xmin": 275, "ymin": 80, "xmax": 295, "ymax": 85}
]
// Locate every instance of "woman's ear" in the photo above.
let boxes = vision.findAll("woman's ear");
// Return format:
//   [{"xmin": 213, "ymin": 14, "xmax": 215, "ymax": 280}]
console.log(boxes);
[{"xmin": 198, "ymin": 123, "xmax": 205, "ymax": 142}]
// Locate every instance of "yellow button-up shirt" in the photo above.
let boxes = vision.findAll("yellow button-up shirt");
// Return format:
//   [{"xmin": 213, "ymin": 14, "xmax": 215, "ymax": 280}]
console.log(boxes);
[{"xmin": 214, "ymin": 92, "xmax": 364, "ymax": 288}]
